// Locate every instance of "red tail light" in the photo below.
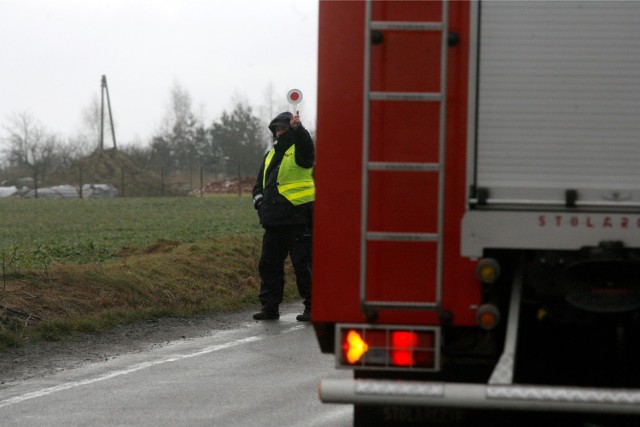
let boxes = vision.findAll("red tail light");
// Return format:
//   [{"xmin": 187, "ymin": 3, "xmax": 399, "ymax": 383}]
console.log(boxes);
[
  {"xmin": 338, "ymin": 325, "xmax": 439, "ymax": 371},
  {"xmin": 390, "ymin": 331, "xmax": 418, "ymax": 366}
]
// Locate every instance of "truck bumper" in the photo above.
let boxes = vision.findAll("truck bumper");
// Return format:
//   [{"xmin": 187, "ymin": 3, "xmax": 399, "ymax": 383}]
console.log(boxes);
[{"xmin": 319, "ymin": 378, "xmax": 640, "ymax": 415}]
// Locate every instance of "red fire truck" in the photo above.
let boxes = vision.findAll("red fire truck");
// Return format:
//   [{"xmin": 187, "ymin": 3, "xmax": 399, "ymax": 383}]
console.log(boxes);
[{"xmin": 311, "ymin": 1, "xmax": 640, "ymax": 425}]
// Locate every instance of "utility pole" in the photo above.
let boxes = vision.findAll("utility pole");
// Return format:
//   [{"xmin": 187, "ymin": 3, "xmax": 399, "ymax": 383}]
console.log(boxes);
[{"xmin": 100, "ymin": 75, "xmax": 118, "ymax": 150}]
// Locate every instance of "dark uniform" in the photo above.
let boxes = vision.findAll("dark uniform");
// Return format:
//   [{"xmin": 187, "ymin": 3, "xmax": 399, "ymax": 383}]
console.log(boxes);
[{"xmin": 252, "ymin": 111, "xmax": 315, "ymax": 321}]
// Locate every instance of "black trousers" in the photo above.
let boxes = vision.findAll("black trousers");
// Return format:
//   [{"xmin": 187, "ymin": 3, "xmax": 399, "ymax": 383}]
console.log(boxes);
[{"xmin": 258, "ymin": 224, "xmax": 312, "ymax": 311}]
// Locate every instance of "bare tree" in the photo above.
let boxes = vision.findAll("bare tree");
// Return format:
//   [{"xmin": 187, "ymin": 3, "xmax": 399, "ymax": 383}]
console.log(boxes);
[
  {"xmin": 58, "ymin": 136, "xmax": 92, "ymax": 169},
  {"xmin": 260, "ymin": 81, "xmax": 291, "ymax": 122},
  {"xmin": 3, "ymin": 111, "xmax": 58, "ymax": 197},
  {"xmin": 151, "ymin": 81, "xmax": 201, "ymax": 175},
  {"xmin": 260, "ymin": 81, "xmax": 277, "ymax": 128},
  {"xmin": 160, "ymin": 80, "xmax": 195, "ymax": 134},
  {"xmin": 80, "ymin": 94, "xmax": 102, "ymax": 150},
  {"xmin": 259, "ymin": 81, "xmax": 290, "ymax": 148}
]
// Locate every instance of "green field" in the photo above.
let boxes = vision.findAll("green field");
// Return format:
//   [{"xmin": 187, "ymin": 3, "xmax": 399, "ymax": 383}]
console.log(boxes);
[
  {"xmin": 1, "ymin": 196, "xmax": 262, "ymax": 266},
  {"xmin": 0, "ymin": 196, "xmax": 298, "ymax": 349}
]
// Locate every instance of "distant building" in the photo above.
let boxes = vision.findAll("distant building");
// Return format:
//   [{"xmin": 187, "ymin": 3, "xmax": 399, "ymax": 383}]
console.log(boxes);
[
  {"xmin": 24, "ymin": 185, "xmax": 79, "ymax": 199},
  {"xmin": 0, "ymin": 186, "xmax": 18, "ymax": 198},
  {"xmin": 21, "ymin": 184, "xmax": 118, "ymax": 199},
  {"xmin": 82, "ymin": 184, "xmax": 118, "ymax": 198}
]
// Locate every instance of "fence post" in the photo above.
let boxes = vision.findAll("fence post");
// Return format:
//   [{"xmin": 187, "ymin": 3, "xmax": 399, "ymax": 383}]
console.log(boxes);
[
  {"xmin": 160, "ymin": 167, "xmax": 165, "ymax": 197},
  {"xmin": 33, "ymin": 170, "xmax": 39, "ymax": 199},
  {"xmin": 200, "ymin": 167, "xmax": 204, "ymax": 198},
  {"xmin": 78, "ymin": 165, "xmax": 83, "ymax": 199},
  {"xmin": 121, "ymin": 167, "xmax": 125, "ymax": 197}
]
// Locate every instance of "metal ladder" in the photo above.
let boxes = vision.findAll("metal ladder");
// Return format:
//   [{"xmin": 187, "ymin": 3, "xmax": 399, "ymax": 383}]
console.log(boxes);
[{"xmin": 360, "ymin": 0, "xmax": 450, "ymax": 316}]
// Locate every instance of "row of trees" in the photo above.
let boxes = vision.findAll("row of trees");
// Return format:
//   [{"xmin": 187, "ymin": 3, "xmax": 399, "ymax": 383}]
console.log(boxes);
[
  {"xmin": 0, "ymin": 82, "xmax": 300, "ymax": 192},
  {"xmin": 141, "ymin": 86, "xmax": 266, "ymax": 179}
]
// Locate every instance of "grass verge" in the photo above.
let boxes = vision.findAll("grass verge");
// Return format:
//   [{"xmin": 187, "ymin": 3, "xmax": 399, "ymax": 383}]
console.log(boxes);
[{"xmin": 0, "ymin": 235, "xmax": 298, "ymax": 350}]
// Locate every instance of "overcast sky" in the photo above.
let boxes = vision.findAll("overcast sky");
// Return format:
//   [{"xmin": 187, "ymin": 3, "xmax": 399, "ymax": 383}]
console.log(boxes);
[{"xmin": 0, "ymin": 0, "xmax": 319, "ymax": 147}]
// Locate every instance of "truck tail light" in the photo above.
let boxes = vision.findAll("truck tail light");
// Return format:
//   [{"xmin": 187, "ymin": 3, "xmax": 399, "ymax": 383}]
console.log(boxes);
[
  {"xmin": 343, "ymin": 330, "xmax": 368, "ymax": 364},
  {"xmin": 476, "ymin": 258, "xmax": 500, "ymax": 284},
  {"xmin": 337, "ymin": 325, "xmax": 440, "ymax": 371},
  {"xmin": 390, "ymin": 331, "xmax": 418, "ymax": 366},
  {"xmin": 476, "ymin": 304, "xmax": 501, "ymax": 330}
]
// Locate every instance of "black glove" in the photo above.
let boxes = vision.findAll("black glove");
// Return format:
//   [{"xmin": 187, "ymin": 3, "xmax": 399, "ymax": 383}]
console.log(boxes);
[{"xmin": 253, "ymin": 195, "xmax": 263, "ymax": 210}]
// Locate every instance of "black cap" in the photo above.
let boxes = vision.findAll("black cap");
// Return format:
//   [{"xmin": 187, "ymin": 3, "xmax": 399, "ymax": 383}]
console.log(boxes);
[{"xmin": 268, "ymin": 112, "xmax": 293, "ymax": 134}]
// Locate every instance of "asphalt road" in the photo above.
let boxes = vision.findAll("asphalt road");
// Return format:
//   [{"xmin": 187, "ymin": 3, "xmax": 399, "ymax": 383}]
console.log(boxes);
[{"xmin": 0, "ymin": 309, "xmax": 352, "ymax": 427}]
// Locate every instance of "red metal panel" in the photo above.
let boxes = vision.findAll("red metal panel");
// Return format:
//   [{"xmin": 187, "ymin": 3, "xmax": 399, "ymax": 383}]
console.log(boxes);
[
  {"xmin": 313, "ymin": 0, "xmax": 478, "ymax": 327},
  {"xmin": 367, "ymin": 171, "xmax": 439, "ymax": 234},
  {"xmin": 366, "ymin": 241, "xmax": 438, "ymax": 303},
  {"xmin": 313, "ymin": 0, "xmax": 364, "ymax": 324},
  {"xmin": 369, "ymin": 102, "xmax": 440, "ymax": 164},
  {"xmin": 370, "ymin": 2, "xmax": 443, "ymax": 94}
]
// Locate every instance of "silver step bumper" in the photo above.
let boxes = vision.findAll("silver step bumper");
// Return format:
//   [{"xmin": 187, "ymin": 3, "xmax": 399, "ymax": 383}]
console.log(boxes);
[{"xmin": 319, "ymin": 378, "xmax": 640, "ymax": 415}]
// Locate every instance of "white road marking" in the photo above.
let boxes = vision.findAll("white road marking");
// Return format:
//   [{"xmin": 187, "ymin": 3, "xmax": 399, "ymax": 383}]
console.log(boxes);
[
  {"xmin": 307, "ymin": 405, "xmax": 353, "ymax": 426},
  {"xmin": 282, "ymin": 324, "xmax": 306, "ymax": 334},
  {"xmin": 0, "ymin": 335, "xmax": 263, "ymax": 409}
]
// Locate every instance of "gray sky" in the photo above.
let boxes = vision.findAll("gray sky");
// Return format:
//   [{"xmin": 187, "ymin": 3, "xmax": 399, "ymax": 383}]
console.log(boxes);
[{"xmin": 0, "ymin": 0, "xmax": 319, "ymax": 147}]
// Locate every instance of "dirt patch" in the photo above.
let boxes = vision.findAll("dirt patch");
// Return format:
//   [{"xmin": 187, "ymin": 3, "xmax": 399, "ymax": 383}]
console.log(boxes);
[{"xmin": 143, "ymin": 239, "xmax": 181, "ymax": 254}]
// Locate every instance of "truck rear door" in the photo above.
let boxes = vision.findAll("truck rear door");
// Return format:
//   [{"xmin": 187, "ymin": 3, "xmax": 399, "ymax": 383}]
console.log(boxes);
[{"xmin": 471, "ymin": 1, "xmax": 640, "ymax": 209}]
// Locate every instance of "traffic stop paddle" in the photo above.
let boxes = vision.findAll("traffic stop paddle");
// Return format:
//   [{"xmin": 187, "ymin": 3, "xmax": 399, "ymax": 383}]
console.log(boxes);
[{"xmin": 287, "ymin": 89, "xmax": 303, "ymax": 116}]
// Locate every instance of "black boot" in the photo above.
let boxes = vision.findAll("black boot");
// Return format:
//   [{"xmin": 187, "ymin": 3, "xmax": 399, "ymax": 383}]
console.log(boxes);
[
  {"xmin": 296, "ymin": 307, "xmax": 311, "ymax": 322},
  {"xmin": 253, "ymin": 308, "xmax": 279, "ymax": 320}
]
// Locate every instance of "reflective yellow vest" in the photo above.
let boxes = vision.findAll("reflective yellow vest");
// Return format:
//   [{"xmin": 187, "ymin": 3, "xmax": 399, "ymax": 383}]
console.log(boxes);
[{"xmin": 263, "ymin": 145, "xmax": 315, "ymax": 206}]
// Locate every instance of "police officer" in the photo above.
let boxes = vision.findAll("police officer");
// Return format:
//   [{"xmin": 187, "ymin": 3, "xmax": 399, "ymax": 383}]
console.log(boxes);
[{"xmin": 252, "ymin": 110, "xmax": 314, "ymax": 321}]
